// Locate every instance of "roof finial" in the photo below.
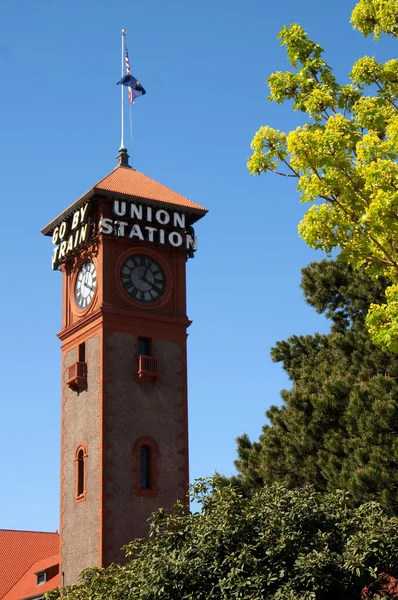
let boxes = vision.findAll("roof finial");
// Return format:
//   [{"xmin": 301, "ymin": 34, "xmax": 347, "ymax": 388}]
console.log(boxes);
[{"xmin": 117, "ymin": 146, "xmax": 131, "ymax": 167}]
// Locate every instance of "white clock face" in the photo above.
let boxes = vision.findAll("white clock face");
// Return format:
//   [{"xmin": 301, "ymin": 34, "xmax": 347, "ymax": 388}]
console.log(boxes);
[{"xmin": 75, "ymin": 261, "xmax": 97, "ymax": 309}]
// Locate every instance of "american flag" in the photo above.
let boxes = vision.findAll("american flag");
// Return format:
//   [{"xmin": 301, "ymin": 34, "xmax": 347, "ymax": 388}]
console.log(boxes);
[{"xmin": 125, "ymin": 46, "xmax": 134, "ymax": 104}]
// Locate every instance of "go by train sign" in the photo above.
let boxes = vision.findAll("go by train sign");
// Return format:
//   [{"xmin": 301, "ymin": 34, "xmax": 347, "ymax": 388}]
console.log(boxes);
[{"xmin": 50, "ymin": 199, "xmax": 198, "ymax": 270}]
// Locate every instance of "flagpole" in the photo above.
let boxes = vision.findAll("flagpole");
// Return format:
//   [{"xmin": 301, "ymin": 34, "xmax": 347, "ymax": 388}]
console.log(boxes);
[{"xmin": 121, "ymin": 29, "xmax": 126, "ymax": 149}]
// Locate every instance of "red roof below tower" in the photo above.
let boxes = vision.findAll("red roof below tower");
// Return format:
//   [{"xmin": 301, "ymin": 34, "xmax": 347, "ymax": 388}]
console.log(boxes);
[
  {"xmin": 0, "ymin": 530, "xmax": 59, "ymax": 599},
  {"xmin": 3, "ymin": 554, "xmax": 60, "ymax": 600}
]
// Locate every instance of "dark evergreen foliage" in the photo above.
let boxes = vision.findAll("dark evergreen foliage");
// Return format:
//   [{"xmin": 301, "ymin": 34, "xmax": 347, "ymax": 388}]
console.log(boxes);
[{"xmin": 234, "ymin": 260, "xmax": 398, "ymax": 513}]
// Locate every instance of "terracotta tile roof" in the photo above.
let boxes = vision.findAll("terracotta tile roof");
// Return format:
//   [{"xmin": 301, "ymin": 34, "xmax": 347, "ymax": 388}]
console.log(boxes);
[
  {"xmin": 41, "ymin": 165, "xmax": 207, "ymax": 236},
  {"xmin": 94, "ymin": 166, "xmax": 207, "ymax": 212},
  {"xmin": 3, "ymin": 555, "xmax": 60, "ymax": 600},
  {"xmin": 0, "ymin": 530, "xmax": 59, "ymax": 599}
]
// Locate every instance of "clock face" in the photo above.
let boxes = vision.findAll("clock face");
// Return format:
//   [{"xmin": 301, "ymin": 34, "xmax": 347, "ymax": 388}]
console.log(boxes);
[
  {"xmin": 75, "ymin": 260, "xmax": 97, "ymax": 309},
  {"xmin": 121, "ymin": 254, "xmax": 166, "ymax": 303}
]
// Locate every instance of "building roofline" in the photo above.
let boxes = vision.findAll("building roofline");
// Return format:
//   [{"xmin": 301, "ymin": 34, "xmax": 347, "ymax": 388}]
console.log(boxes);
[
  {"xmin": 41, "ymin": 189, "xmax": 207, "ymax": 237},
  {"xmin": 0, "ymin": 529, "xmax": 58, "ymax": 535}
]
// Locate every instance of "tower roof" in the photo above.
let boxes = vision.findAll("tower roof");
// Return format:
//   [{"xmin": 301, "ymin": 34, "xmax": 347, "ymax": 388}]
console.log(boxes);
[
  {"xmin": 41, "ymin": 166, "xmax": 207, "ymax": 236},
  {"xmin": 0, "ymin": 529, "xmax": 59, "ymax": 599},
  {"xmin": 95, "ymin": 166, "xmax": 206, "ymax": 211}
]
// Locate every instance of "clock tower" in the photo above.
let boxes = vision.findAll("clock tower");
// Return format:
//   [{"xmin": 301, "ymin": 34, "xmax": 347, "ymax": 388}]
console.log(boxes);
[{"xmin": 41, "ymin": 150, "xmax": 207, "ymax": 586}]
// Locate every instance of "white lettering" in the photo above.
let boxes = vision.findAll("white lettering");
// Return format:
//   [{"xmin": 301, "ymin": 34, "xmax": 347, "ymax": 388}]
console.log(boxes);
[
  {"xmin": 159, "ymin": 229, "xmax": 165, "ymax": 244},
  {"xmin": 71, "ymin": 211, "xmax": 80, "ymax": 230},
  {"xmin": 146, "ymin": 206, "xmax": 152, "ymax": 222},
  {"xmin": 156, "ymin": 209, "xmax": 170, "ymax": 225},
  {"xmin": 99, "ymin": 218, "xmax": 113, "ymax": 235},
  {"xmin": 59, "ymin": 221, "xmax": 67, "ymax": 240},
  {"xmin": 80, "ymin": 203, "xmax": 88, "ymax": 223},
  {"xmin": 145, "ymin": 226, "xmax": 157, "ymax": 242},
  {"xmin": 186, "ymin": 234, "xmax": 197, "ymax": 251},
  {"xmin": 129, "ymin": 224, "xmax": 144, "ymax": 240},
  {"xmin": 115, "ymin": 221, "xmax": 128, "ymax": 236},
  {"xmin": 52, "ymin": 246, "xmax": 59, "ymax": 270},
  {"xmin": 130, "ymin": 204, "xmax": 143, "ymax": 220},
  {"xmin": 168, "ymin": 231, "xmax": 183, "ymax": 247},
  {"xmin": 79, "ymin": 223, "xmax": 89, "ymax": 244},
  {"xmin": 59, "ymin": 241, "xmax": 67, "ymax": 259},
  {"xmin": 113, "ymin": 200, "xmax": 126, "ymax": 216},
  {"xmin": 52, "ymin": 227, "xmax": 59, "ymax": 245},
  {"xmin": 173, "ymin": 212, "xmax": 185, "ymax": 228},
  {"xmin": 67, "ymin": 235, "xmax": 74, "ymax": 252},
  {"xmin": 73, "ymin": 229, "xmax": 80, "ymax": 248}
]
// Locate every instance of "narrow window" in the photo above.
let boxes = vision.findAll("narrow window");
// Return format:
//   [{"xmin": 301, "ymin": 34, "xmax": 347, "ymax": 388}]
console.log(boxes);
[
  {"xmin": 78, "ymin": 342, "xmax": 86, "ymax": 363},
  {"xmin": 75, "ymin": 446, "xmax": 87, "ymax": 499},
  {"xmin": 140, "ymin": 445, "xmax": 151, "ymax": 489},
  {"xmin": 134, "ymin": 438, "xmax": 158, "ymax": 496},
  {"xmin": 77, "ymin": 449, "xmax": 85, "ymax": 496},
  {"xmin": 138, "ymin": 337, "xmax": 151, "ymax": 357}
]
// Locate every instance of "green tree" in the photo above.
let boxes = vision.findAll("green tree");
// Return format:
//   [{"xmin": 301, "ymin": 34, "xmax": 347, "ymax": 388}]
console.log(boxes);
[
  {"xmin": 47, "ymin": 480, "xmax": 398, "ymax": 600},
  {"xmin": 248, "ymin": 0, "xmax": 398, "ymax": 352},
  {"xmin": 234, "ymin": 260, "xmax": 398, "ymax": 513}
]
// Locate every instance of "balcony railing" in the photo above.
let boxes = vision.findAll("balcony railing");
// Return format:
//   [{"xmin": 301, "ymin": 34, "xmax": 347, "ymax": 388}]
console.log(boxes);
[
  {"xmin": 66, "ymin": 361, "xmax": 87, "ymax": 391},
  {"xmin": 138, "ymin": 355, "xmax": 158, "ymax": 381}
]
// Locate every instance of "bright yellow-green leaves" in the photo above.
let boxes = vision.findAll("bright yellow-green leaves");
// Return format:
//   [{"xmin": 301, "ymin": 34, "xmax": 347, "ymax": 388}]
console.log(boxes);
[
  {"xmin": 351, "ymin": 0, "xmax": 398, "ymax": 39},
  {"xmin": 367, "ymin": 283, "xmax": 398, "ymax": 351},
  {"xmin": 248, "ymin": 127, "xmax": 288, "ymax": 176},
  {"xmin": 249, "ymin": 1, "xmax": 398, "ymax": 352}
]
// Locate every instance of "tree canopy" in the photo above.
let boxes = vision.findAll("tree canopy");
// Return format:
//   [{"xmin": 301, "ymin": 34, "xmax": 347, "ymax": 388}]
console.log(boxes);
[
  {"xmin": 233, "ymin": 259, "xmax": 398, "ymax": 514},
  {"xmin": 47, "ymin": 480, "xmax": 398, "ymax": 600},
  {"xmin": 248, "ymin": 0, "xmax": 398, "ymax": 352}
]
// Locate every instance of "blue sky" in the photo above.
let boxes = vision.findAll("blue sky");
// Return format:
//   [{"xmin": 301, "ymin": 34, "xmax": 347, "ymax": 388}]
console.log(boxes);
[{"xmin": 0, "ymin": 0, "xmax": 396, "ymax": 531}]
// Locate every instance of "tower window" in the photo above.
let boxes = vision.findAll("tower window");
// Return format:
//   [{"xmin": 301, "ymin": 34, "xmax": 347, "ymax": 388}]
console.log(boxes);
[
  {"xmin": 78, "ymin": 342, "xmax": 86, "ymax": 363},
  {"xmin": 138, "ymin": 337, "xmax": 151, "ymax": 357},
  {"xmin": 75, "ymin": 445, "xmax": 87, "ymax": 500},
  {"xmin": 134, "ymin": 438, "xmax": 158, "ymax": 496},
  {"xmin": 140, "ymin": 445, "xmax": 151, "ymax": 489}
]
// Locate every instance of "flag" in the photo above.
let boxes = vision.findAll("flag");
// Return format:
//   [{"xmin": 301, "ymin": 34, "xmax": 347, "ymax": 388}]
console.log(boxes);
[
  {"xmin": 117, "ymin": 74, "xmax": 146, "ymax": 101},
  {"xmin": 125, "ymin": 45, "xmax": 134, "ymax": 104}
]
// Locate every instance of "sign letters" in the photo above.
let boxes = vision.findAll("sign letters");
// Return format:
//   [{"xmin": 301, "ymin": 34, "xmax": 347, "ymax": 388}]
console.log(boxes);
[
  {"xmin": 99, "ymin": 200, "xmax": 197, "ymax": 253},
  {"xmin": 50, "ymin": 199, "xmax": 198, "ymax": 270},
  {"xmin": 51, "ymin": 203, "xmax": 90, "ymax": 270}
]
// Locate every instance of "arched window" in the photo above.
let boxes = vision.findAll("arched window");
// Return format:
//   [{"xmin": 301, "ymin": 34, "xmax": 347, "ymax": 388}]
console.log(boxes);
[
  {"xmin": 133, "ymin": 438, "xmax": 158, "ymax": 497},
  {"xmin": 77, "ymin": 449, "xmax": 85, "ymax": 496},
  {"xmin": 75, "ymin": 444, "xmax": 87, "ymax": 501},
  {"xmin": 140, "ymin": 445, "xmax": 151, "ymax": 489}
]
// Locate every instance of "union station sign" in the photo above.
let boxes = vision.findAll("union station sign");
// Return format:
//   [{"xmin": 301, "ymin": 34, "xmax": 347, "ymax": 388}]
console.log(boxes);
[{"xmin": 50, "ymin": 199, "xmax": 198, "ymax": 270}]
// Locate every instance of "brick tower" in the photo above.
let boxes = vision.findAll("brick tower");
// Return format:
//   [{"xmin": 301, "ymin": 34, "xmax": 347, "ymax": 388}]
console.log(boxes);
[{"xmin": 41, "ymin": 150, "xmax": 207, "ymax": 586}]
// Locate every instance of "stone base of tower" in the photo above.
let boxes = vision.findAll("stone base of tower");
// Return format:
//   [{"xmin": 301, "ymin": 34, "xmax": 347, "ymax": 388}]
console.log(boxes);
[{"xmin": 60, "ymin": 327, "xmax": 189, "ymax": 585}]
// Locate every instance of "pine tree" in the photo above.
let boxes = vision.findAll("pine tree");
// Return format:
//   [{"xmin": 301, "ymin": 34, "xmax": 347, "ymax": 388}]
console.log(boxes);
[{"xmin": 234, "ymin": 260, "xmax": 398, "ymax": 513}]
